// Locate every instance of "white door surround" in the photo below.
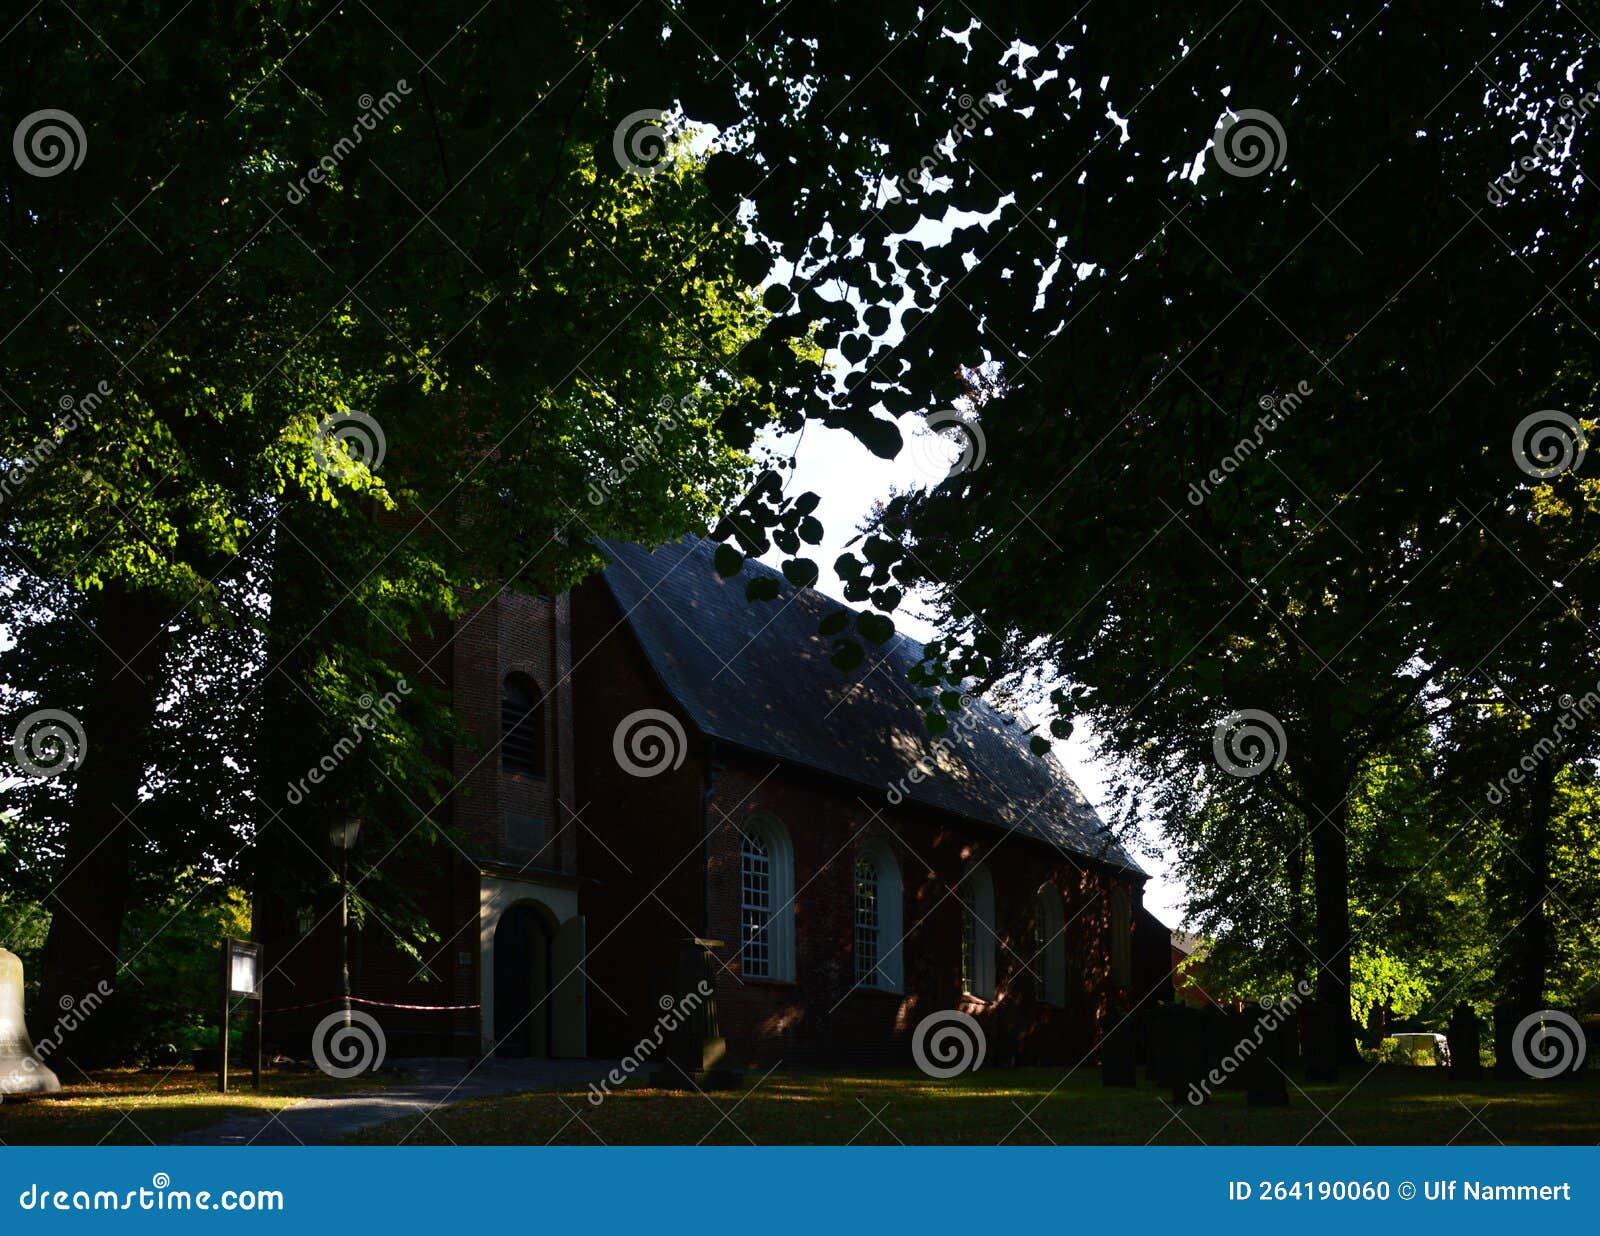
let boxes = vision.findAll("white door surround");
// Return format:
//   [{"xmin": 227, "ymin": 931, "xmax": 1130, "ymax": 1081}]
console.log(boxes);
[{"xmin": 479, "ymin": 872, "xmax": 585, "ymax": 1058}]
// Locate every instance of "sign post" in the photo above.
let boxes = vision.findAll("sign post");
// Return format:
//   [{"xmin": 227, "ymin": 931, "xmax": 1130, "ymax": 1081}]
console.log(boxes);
[{"xmin": 219, "ymin": 938, "xmax": 262, "ymax": 1094}]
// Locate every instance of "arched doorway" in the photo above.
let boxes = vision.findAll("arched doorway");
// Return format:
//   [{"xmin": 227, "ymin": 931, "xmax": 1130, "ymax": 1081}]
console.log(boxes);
[{"xmin": 492, "ymin": 902, "xmax": 553, "ymax": 1056}]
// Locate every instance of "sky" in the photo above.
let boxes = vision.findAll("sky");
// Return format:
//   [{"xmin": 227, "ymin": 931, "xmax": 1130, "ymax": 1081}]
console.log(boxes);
[
  {"xmin": 679, "ymin": 93, "xmax": 1191, "ymax": 926},
  {"xmin": 676, "ymin": 81, "xmax": 1202, "ymax": 923},
  {"xmin": 756, "ymin": 415, "xmax": 1189, "ymax": 928}
]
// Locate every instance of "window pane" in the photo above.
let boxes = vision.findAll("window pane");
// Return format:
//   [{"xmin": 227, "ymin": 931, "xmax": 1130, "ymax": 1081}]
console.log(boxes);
[
  {"xmin": 740, "ymin": 832, "xmax": 772, "ymax": 979},
  {"xmin": 854, "ymin": 856, "xmax": 879, "ymax": 986},
  {"xmin": 501, "ymin": 675, "xmax": 546, "ymax": 777},
  {"xmin": 961, "ymin": 886, "xmax": 976, "ymax": 994},
  {"xmin": 1111, "ymin": 887, "xmax": 1132, "ymax": 988}
]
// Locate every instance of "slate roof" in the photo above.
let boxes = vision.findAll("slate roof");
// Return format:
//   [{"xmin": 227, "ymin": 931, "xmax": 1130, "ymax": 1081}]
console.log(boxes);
[{"xmin": 598, "ymin": 537, "xmax": 1144, "ymax": 876}]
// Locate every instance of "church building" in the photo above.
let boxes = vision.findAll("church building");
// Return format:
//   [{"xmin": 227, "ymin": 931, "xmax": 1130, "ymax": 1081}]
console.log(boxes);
[{"xmin": 260, "ymin": 538, "xmax": 1158, "ymax": 1070}]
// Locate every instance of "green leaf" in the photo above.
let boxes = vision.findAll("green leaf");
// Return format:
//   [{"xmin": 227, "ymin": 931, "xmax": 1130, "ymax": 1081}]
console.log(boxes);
[
  {"xmin": 831, "ymin": 639, "xmax": 865, "ymax": 671},
  {"xmin": 1029, "ymin": 736, "xmax": 1051, "ymax": 756},
  {"xmin": 862, "ymin": 535, "xmax": 898, "ymax": 565},
  {"xmin": 818, "ymin": 611, "xmax": 851, "ymax": 636},
  {"xmin": 732, "ymin": 244, "xmax": 773, "ymax": 286},
  {"xmin": 714, "ymin": 544, "xmax": 744, "ymax": 577},
  {"xmin": 847, "ymin": 413, "xmax": 903, "ymax": 460},
  {"xmin": 858, "ymin": 611, "xmax": 895, "ymax": 644},
  {"xmin": 746, "ymin": 577, "xmax": 780, "ymax": 602},
  {"xmin": 781, "ymin": 557, "xmax": 820, "ymax": 588}
]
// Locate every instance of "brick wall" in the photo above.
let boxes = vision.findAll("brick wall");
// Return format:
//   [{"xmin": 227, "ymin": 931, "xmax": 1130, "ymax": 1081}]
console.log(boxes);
[
  {"xmin": 259, "ymin": 585, "xmax": 574, "ymax": 1058},
  {"xmin": 700, "ymin": 754, "xmax": 1135, "ymax": 1067},
  {"xmin": 570, "ymin": 577, "xmax": 710, "ymax": 1057},
  {"xmin": 448, "ymin": 589, "xmax": 575, "ymax": 872},
  {"xmin": 264, "ymin": 568, "xmax": 1146, "ymax": 1069},
  {"xmin": 571, "ymin": 575, "xmax": 1145, "ymax": 1070}
]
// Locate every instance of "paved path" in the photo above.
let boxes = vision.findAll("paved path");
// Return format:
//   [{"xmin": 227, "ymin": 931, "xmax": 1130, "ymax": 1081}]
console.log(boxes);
[{"xmin": 166, "ymin": 1057, "xmax": 618, "ymax": 1146}]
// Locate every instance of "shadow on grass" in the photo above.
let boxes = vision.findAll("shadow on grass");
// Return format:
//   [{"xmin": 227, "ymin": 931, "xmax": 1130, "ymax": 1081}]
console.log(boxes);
[{"xmin": 343, "ymin": 1065, "xmax": 1600, "ymax": 1147}]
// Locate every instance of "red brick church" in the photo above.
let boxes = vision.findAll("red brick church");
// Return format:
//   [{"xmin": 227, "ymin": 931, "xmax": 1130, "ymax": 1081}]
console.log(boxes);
[{"xmin": 261, "ymin": 538, "xmax": 1161, "ymax": 1068}]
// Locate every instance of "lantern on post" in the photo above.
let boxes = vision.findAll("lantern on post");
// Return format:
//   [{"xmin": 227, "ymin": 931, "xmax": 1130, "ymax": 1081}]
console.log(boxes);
[{"xmin": 218, "ymin": 938, "xmax": 262, "ymax": 1094}]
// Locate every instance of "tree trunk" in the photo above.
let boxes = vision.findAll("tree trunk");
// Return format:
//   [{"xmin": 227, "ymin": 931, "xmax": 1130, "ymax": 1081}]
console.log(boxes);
[
  {"xmin": 1508, "ymin": 759, "xmax": 1554, "ymax": 1010},
  {"xmin": 1363, "ymin": 1000, "xmax": 1388, "ymax": 1049},
  {"xmin": 1491, "ymin": 755, "xmax": 1555, "ymax": 1077},
  {"xmin": 1299, "ymin": 690, "xmax": 1360, "ymax": 1079},
  {"xmin": 1285, "ymin": 821, "xmax": 1314, "ymax": 997},
  {"xmin": 1305, "ymin": 782, "xmax": 1357, "ymax": 1078},
  {"xmin": 38, "ymin": 582, "xmax": 170, "ymax": 1068}
]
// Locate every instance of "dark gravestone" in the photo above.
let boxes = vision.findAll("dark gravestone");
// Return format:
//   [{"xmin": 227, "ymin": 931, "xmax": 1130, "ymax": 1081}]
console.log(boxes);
[
  {"xmin": 1167, "ymin": 1007, "xmax": 1210, "ymax": 1105},
  {"xmin": 1304, "ymin": 999, "xmax": 1342, "ymax": 1082},
  {"xmin": 1447, "ymin": 1002, "xmax": 1484, "ymax": 1081},
  {"xmin": 1277, "ymin": 1002, "xmax": 1302, "ymax": 1072},
  {"xmin": 1241, "ymin": 1011, "xmax": 1293, "ymax": 1106},
  {"xmin": 1100, "ymin": 1013, "xmax": 1137, "ymax": 1086},
  {"xmin": 1203, "ymin": 1011, "xmax": 1235, "ymax": 1088},
  {"xmin": 1147, "ymin": 1003, "xmax": 1179, "ymax": 1089},
  {"xmin": 1150, "ymin": 1003, "xmax": 1205, "ymax": 1094},
  {"xmin": 1202, "ymin": 1006, "xmax": 1291, "ymax": 1106},
  {"xmin": 1144, "ymin": 1003, "xmax": 1172, "ymax": 1086}
]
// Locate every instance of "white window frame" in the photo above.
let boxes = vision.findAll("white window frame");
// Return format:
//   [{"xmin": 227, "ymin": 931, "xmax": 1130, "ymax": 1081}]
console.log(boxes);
[
  {"xmin": 739, "ymin": 815, "xmax": 795, "ymax": 981},
  {"xmin": 854, "ymin": 842, "xmax": 904, "ymax": 992},
  {"xmin": 1034, "ymin": 882, "xmax": 1067, "ymax": 1006},
  {"xmin": 961, "ymin": 863, "xmax": 997, "ymax": 1000},
  {"xmin": 1110, "ymin": 883, "xmax": 1133, "ymax": 989}
]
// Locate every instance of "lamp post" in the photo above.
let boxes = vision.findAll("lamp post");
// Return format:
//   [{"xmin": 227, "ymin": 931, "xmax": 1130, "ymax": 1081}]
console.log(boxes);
[{"xmin": 329, "ymin": 811, "xmax": 363, "ymax": 1027}]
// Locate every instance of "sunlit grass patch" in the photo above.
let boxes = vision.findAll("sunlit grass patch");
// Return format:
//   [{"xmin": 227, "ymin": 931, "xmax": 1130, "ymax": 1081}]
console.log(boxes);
[{"xmin": 0, "ymin": 1066, "xmax": 393, "ymax": 1146}]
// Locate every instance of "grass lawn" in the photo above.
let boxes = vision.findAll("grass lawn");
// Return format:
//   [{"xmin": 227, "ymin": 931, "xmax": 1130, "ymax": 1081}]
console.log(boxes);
[
  {"xmin": 345, "ymin": 1065, "xmax": 1600, "ymax": 1146},
  {"xmin": 0, "ymin": 1066, "xmax": 393, "ymax": 1146}
]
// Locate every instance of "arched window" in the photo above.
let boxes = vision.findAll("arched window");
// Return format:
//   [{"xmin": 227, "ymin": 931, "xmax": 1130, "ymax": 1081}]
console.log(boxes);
[
  {"xmin": 1110, "ymin": 884, "xmax": 1133, "ymax": 988},
  {"xmin": 501, "ymin": 673, "xmax": 546, "ymax": 778},
  {"xmin": 960, "ymin": 863, "xmax": 996, "ymax": 1000},
  {"xmin": 739, "ymin": 816, "xmax": 795, "ymax": 981},
  {"xmin": 854, "ymin": 842, "xmax": 904, "ymax": 991},
  {"xmin": 1033, "ymin": 883, "xmax": 1067, "ymax": 1006}
]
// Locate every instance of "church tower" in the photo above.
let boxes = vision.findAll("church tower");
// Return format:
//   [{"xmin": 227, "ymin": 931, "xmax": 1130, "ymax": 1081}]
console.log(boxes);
[
  {"xmin": 443, "ymin": 588, "xmax": 585, "ymax": 1058},
  {"xmin": 258, "ymin": 587, "xmax": 587, "ymax": 1062}
]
